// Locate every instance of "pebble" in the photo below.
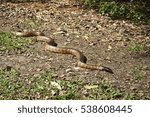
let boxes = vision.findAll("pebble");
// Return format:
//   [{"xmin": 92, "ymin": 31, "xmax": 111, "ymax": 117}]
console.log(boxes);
[
  {"xmin": 107, "ymin": 45, "xmax": 112, "ymax": 51},
  {"xmin": 65, "ymin": 68, "xmax": 72, "ymax": 73}
]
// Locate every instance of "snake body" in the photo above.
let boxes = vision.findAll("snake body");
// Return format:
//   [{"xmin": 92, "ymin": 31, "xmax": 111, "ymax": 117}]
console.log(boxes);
[{"xmin": 12, "ymin": 31, "xmax": 113, "ymax": 73}]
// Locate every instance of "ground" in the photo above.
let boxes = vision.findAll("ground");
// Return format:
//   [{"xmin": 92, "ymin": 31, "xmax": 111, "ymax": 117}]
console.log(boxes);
[{"xmin": 0, "ymin": 0, "xmax": 150, "ymax": 99}]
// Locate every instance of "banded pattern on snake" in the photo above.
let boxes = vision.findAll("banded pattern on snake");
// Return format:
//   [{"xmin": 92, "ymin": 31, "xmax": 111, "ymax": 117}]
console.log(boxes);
[{"xmin": 12, "ymin": 31, "xmax": 113, "ymax": 74}]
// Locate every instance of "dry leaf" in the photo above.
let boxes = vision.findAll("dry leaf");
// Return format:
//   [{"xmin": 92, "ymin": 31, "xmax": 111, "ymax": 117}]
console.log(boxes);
[{"xmin": 84, "ymin": 85, "xmax": 98, "ymax": 89}]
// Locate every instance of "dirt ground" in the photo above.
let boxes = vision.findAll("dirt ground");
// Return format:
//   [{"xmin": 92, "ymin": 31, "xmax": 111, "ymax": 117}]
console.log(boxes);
[{"xmin": 0, "ymin": 0, "xmax": 150, "ymax": 99}]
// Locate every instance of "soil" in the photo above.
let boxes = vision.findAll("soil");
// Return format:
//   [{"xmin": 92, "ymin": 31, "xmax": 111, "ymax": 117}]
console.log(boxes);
[{"xmin": 0, "ymin": 0, "xmax": 150, "ymax": 99}]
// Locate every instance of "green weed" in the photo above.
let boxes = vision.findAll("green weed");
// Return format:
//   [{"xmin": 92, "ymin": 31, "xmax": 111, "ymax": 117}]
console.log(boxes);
[
  {"xmin": 0, "ymin": 68, "xmax": 28, "ymax": 99},
  {"xmin": 26, "ymin": 19, "xmax": 41, "ymax": 28},
  {"xmin": 133, "ymin": 65, "xmax": 146, "ymax": 80},
  {"xmin": 0, "ymin": 32, "xmax": 32, "ymax": 50},
  {"xmin": 79, "ymin": 0, "xmax": 149, "ymax": 22},
  {"xmin": 129, "ymin": 42, "xmax": 145, "ymax": 52},
  {"xmin": 0, "ymin": 69, "xmax": 139, "ymax": 100}
]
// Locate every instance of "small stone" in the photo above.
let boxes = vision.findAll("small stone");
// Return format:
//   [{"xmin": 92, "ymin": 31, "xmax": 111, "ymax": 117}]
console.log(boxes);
[
  {"xmin": 33, "ymin": 58, "xmax": 38, "ymax": 61},
  {"xmin": 51, "ymin": 81, "xmax": 61, "ymax": 90},
  {"xmin": 73, "ymin": 67, "xmax": 82, "ymax": 71},
  {"xmin": 83, "ymin": 35, "xmax": 88, "ymax": 40},
  {"xmin": 130, "ymin": 86, "xmax": 137, "ymax": 90},
  {"xmin": 60, "ymin": 74, "xmax": 65, "ymax": 78},
  {"xmin": 53, "ymin": 74, "xmax": 58, "ymax": 77},
  {"xmin": 84, "ymin": 85, "xmax": 98, "ymax": 89},
  {"xmin": 106, "ymin": 56, "xmax": 111, "ymax": 60},
  {"xmin": 142, "ymin": 65, "xmax": 148, "ymax": 70},
  {"xmin": 36, "ymin": 68, "xmax": 41, "ymax": 72},
  {"xmin": 64, "ymin": 42, "xmax": 70, "ymax": 46},
  {"xmin": 138, "ymin": 91, "xmax": 144, "ymax": 97},
  {"xmin": 119, "ymin": 28, "xmax": 126, "ymax": 35},
  {"xmin": 66, "ymin": 68, "xmax": 72, "ymax": 73},
  {"xmin": 108, "ymin": 45, "xmax": 112, "ymax": 51},
  {"xmin": 51, "ymin": 90, "xmax": 56, "ymax": 96},
  {"xmin": 84, "ymin": 71, "xmax": 89, "ymax": 75},
  {"xmin": 47, "ymin": 58, "xmax": 53, "ymax": 61},
  {"xmin": 101, "ymin": 39, "xmax": 107, "ymax": 42},
  {"xmin": 89, "ymin": 42, "xmax": 96, "ymax": 46}
]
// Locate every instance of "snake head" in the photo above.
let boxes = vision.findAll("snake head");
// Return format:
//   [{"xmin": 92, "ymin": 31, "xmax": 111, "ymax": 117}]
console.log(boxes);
[{"xmin": 102, "ymin": 66, "xmax": 113, "ymax": 74}]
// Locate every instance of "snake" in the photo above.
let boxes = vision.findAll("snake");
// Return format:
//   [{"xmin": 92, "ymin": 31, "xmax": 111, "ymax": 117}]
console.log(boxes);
[{"xmin": 12, "ymin": 31, "xmax": 113, "ymax": 74}]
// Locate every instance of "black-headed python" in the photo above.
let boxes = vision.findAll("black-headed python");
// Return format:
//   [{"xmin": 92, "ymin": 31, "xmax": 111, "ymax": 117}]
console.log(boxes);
[{"xmin": 12, "ymin": 31, "xmax": 113, "ymax": 74}]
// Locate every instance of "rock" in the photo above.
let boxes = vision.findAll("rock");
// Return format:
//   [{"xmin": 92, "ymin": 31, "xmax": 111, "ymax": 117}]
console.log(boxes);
[
  {"xmin": 65, "ymin": 68, "xmax": 72, "ymax": 73},
  {"xmin": 107, "ymin": 45, "xmax": 112, "ymax": 51}
]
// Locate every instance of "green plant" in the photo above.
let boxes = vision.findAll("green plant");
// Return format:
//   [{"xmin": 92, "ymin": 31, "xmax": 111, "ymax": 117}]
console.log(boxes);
[
  {"xmin": 0, "ymin": 68, "xmax": 139, "ymax": 100},
  {"xmin": 26, "ymin": 19, "xmax": 41, "ymax": 28},
  {"xmin": 133, "ymin": 65, "xmax": 146, "ymax": 80},
  {"xmin": 0, "ymin": 32, "xmax": 32, "ymax": 49},
  {"xmin": 99, "ymin": 2, "xmax": 143, "ymax": 20},
  {"xmin": 79, "ymin": 0, "xmax": 149, "ymax": 22},
  {"xmin": 129, "ymin": 42, "xmax": 145, "ymax": 52},
  {"xmin": 0, "ymin": 68, "xmax": 28, "ymax": 99}
]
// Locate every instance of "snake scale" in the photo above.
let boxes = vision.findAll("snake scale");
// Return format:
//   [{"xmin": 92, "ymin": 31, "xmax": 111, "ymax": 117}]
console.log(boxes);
[{"xmin": 12, "ymin": 31, "xmax": 113, "ymax": 74}]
